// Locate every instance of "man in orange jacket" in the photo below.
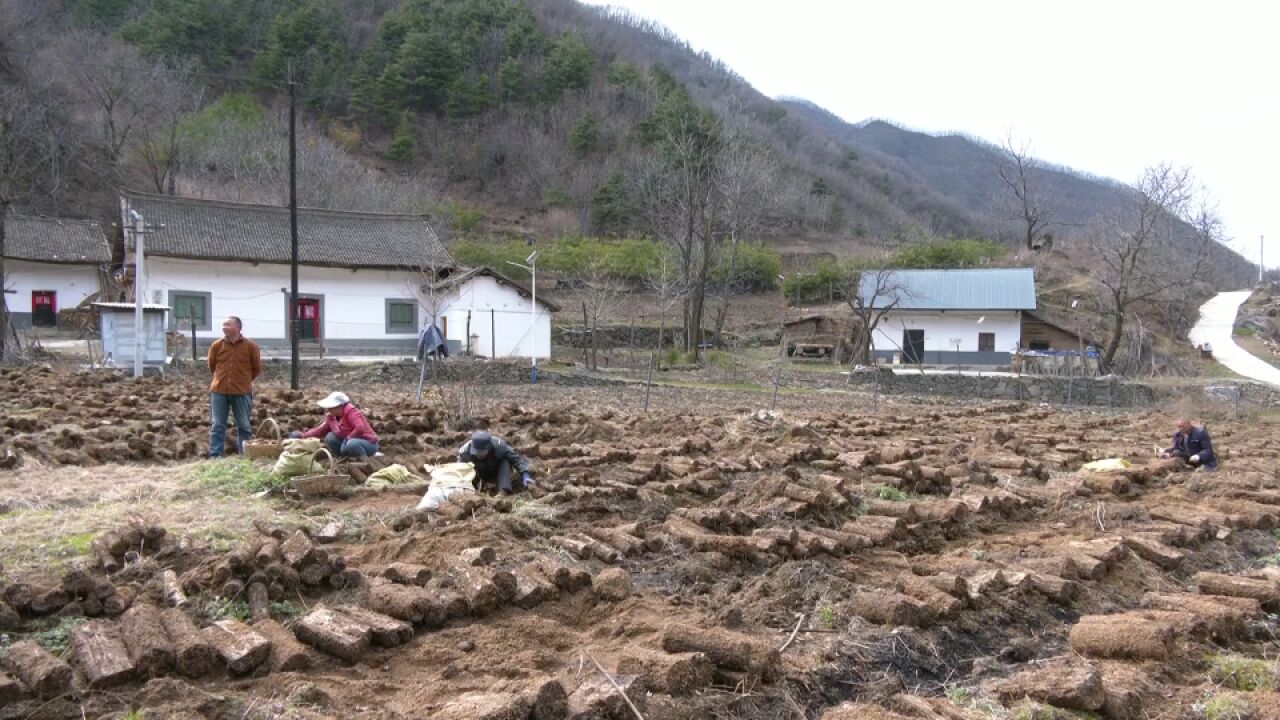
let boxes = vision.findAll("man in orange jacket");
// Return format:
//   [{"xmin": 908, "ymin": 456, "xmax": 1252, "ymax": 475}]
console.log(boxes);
[{"xmin": 208, "ymin": 316, "xmax": 262, "ymax": 457}]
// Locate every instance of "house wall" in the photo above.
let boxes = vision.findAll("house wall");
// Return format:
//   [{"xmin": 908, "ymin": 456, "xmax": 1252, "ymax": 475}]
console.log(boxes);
[
  {"xmin": 146, "ymin": 257, "xmax": 425, "ymax": 350},
  {"xmin": 438, "ymin": 275, "xmax": 552, "ymax": 359},
  {"xmin": 871, "ymin": 311, "xmax": 1021, "ymax": 365},
  {"xmin": 5, "ymin": 259, "xmax": 102, "ymax": 330}
]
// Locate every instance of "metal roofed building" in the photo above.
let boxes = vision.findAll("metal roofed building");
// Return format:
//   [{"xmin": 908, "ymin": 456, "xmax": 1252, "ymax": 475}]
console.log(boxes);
[
  {"xmin": 859, "ymin": 268, "xmax": 1037, "ymax": 366},
  {"xmin": 119, "ymin": 189, "xmax": 452, "ymax": 355},
  {"xmin": 3, "ymin": 214, "xmax": 112, "ymax": 330}
]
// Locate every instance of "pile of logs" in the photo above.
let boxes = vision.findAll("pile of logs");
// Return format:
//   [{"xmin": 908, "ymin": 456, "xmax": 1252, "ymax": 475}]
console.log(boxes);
[
  {"xmin": 90, "ymin": 518, "xmax": 168, "ymax": 573},
  {"xmin": 178, "ymin": 519, "xmax": 359, "ymax": 612}
]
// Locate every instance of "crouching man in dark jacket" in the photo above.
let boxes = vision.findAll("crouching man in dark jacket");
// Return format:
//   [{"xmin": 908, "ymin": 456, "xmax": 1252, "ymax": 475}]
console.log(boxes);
[
  {"xmin": 1161, "ymin": 418, "xmax": 1218, "ymax": 470},
  {"xmin": 459, "ymin": 430, "xmax": 533, "ymax": 494}
]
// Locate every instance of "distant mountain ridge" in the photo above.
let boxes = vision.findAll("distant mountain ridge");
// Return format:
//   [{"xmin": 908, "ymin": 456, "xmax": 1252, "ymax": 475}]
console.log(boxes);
[{"xmin": 0, "ymin": 0, "xmax": 1256, "ymax": 290}]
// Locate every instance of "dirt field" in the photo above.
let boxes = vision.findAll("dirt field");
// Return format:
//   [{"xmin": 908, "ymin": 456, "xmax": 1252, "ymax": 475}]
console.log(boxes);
[{"xmin": 2, "ymin": 365, "xmax": 1280, "ymax": 719}]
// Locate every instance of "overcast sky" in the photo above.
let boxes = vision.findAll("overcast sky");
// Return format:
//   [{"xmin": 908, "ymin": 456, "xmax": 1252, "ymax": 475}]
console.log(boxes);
[{"xmin": 583, "ymin": 0, "xmax": 1277, "ymax": 273}]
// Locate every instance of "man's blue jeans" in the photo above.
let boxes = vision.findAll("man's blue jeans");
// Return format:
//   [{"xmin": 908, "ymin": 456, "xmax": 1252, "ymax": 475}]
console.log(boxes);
[
  {"xmin": 325, "ymin": 432, "xmax": 378, "ymax": 458},
  {"xmin": 210, "ymin": 393, "xmax": 253, "ymax": 457}
]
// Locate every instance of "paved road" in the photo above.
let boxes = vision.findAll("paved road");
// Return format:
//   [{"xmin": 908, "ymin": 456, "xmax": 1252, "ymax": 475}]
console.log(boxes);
[{"xmin": 1187, "ymin": 290, "xmax": 1280, "ymax": 388}]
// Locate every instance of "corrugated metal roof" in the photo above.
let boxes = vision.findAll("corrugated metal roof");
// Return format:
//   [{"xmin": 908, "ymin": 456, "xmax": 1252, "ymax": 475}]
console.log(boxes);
[
  {"xmin": 121, "ymin": 189, "xmax": 451, "ymax": 270},
  {"xmin": 4, "ymin": 214, "xmax": 111, "ymax": 264},
  {"xmin": 860, "ymin": 268, "xmax": 1036, "ymax": 310}
]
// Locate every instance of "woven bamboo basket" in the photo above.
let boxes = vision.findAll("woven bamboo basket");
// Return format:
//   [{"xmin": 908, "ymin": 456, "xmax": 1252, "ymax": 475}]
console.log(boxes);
[
  {"xmin": 243, "ymin": 418, "xmax": 284, "ymax": 460},
  {"xmin": 290, "ymin": 448, "xmax": 349, "ymax": 497}
]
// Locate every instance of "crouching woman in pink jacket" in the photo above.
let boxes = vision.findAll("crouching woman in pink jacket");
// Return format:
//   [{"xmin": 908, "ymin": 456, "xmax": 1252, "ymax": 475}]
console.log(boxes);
[{"xmin": 289, "ymin": 391, "xmax": 380, "ymax": 458}]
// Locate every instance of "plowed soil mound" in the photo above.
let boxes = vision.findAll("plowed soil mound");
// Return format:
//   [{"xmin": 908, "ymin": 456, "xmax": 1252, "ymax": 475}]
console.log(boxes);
[{"xmin": 2, "ymin": 365, "xmax": 1279, "ymax": 720}]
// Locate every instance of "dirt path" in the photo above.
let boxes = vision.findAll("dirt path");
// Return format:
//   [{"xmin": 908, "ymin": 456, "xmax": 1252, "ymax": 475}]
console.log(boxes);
[{"xmin": 1189, "ymin": 289, "xmax": 1280, "ymax": 388}]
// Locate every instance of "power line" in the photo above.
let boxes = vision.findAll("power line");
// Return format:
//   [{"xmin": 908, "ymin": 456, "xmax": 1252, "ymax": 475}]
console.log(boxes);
[{"xmin": 0, "ymin": 47, "xmax": 290, "ymax": 89}]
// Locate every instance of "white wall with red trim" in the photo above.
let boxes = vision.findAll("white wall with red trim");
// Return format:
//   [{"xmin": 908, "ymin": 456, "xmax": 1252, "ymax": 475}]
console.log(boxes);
[{"xmin": 5, "ymin": 259, "xmax": 102, "ymax": 327}]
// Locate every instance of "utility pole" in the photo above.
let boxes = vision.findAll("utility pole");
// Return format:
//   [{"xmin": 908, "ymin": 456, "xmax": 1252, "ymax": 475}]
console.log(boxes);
[
  {"xmin": 0, "ymin": 201, "xmax": 8, "ymax": 363},
  {"xmin": 126, "ymin": 209, "xmax": 163, "ymax": 378},
  {"xmin": 133, "ymin": 210, "xmax": 145, "ymax": 378},
  {"xmin": 288, "ymin": 64, "xmax": 300, "ymax": 390},
  {"xmin": 506, "ymin": 250, "xmax": 538, "ymax": 384},
  {"xmin": 1261, "ymin": 235, "xmax": 1266, "ymax": 284}
]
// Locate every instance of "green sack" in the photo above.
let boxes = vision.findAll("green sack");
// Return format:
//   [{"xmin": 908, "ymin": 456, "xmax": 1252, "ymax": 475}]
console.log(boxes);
[
  {"xmin": 273, "ymin": 437, "xmax": 324, "ymax": 478},
  {"xmin": 366, "ymin": 463, "xmax": 421, "ymax": 491}
]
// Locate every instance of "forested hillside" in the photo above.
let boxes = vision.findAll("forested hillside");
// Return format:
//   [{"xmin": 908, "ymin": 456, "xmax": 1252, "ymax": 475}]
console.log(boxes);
[{"xmin": 0, "ymin": 0, "xmax": 1257, "ymax": 369}]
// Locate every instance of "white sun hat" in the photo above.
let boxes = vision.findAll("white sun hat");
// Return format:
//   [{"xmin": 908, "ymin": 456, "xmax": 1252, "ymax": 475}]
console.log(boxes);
[{"xmin": 317, "ymin": 391, "xmax": 350, "ymax": 409}]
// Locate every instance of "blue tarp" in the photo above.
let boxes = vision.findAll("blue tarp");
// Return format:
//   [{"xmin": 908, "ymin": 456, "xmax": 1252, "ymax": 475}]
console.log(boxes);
[{"xmin": 1023, "ymin": 347, "xmax": 1101, "ymax": 358}]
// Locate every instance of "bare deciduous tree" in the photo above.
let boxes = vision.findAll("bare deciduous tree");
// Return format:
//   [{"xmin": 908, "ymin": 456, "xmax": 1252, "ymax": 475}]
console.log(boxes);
[
  {"xmin": 634, "ymin": 92, "xmax": 725, "ymax": 353},
  {"xmin": 137, "ymin": 68, "xmax": 205, "ymax": 194},
  {"xmin": 709, "ymin": 126, "xmax": 776, "ymax": 345},
  {"xmin": 1088, "ymin": 164, "xmax": 1209, "ymax": 371},
  {"xmin": 39, "ymin": 32, "xmax": 148, "ymax": 176},
  {"xmin": 839, "ymin": 265, "xmax": 907, "ymax": 366},
  {"xmin": 996, "ymin": 135, "xmax": 1056, "ymax": 252},
  {"xmin": 646, "ymin": 253, "xmax": 685, "ymax": 355},
  {"xmin": 1, "ymin": 81, "xmax": 61, "ymax": 360},
  {"xmin": 572, "ymin": 259, "xmax": 626, "ymax": 370}
]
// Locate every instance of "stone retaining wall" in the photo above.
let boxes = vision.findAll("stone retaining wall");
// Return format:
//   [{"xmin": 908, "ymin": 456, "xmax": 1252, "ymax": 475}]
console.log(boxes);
[{"xmin": 843, "ymin": 368, "xmax": 1159, "ymax": 406}]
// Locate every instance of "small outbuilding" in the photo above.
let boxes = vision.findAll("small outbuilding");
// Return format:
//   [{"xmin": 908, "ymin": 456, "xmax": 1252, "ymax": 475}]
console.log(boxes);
[
  {"xmin": 782, "ymin": 313, "xmax": 852, "ymax": 360},
  {"xmin": 93, "ymin": 302, "xmax": 170, "ymax": 367},
  {"xmin": 3, "ymin": 214, "xmax": 111, "ymax": 330},
  {"xmin": 426, "ymin": 267, "xmax": 559, "ymax": 359}
]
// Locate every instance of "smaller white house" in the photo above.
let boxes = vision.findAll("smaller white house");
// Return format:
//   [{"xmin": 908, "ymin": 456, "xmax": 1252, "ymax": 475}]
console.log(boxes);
[
  {"xmin": 428, "ymin": 267, "xmax": 558, "ymax": 359},
  {"xmin": 3, "ymin": 214, "xmax": 111, "ymax": 330},
  {"xmin": 863, "ymin": 268, "xmax": 1036, "ymax": 366}
]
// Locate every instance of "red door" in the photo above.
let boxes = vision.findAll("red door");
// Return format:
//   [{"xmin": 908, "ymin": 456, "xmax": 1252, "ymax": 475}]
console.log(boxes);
[
  {"xmin": 32, "ymin": 291, "xmax": 57, "ymax": 328},
  {"xmin": 294, "ymin": 299, "xmax": 320, "ymax": 341}
]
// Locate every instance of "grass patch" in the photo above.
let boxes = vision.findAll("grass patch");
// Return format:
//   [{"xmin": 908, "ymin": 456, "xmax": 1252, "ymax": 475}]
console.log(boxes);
[
  {"xmin": 1200, "ymin": 692, "xmax": 1254, "ymax": 720},
  {"xmin": 872, "ymin": 484, "xmax": 910, "ymax": 502},
  {"xmin": 816, "ymin": 605, "xmax": 839, "ymax": 629},
  {"xmin": 3, "ymin": 529, "xmax": 101, "ymax": 573},
  {"xmin": 40, "ymin": 531, "xmax": 97, "ymax": 562},
  {"xmin": 270, "ymin": 600, "xmax": 303, "ymax": 620},
  {"xmin": 201, "ymin": 596, "xmax": 252, "ymax": 623},
  {"xmin": 187, "ymin": 458, "xmax": 283, "ymax": 496},
  {"xmin": 1256, "ymin": 552, "xmax": 1280, "ymax": 567},
  {"xmin": 943, "ymin": 686, "xmax": 974, "ymax": 705},
  {"xmin": 1208, "ymin": 653, "xmax": 1275, "ymax": 691},
  {"xmin": 27, "ymin": 616, "xmax": 89, "ymax": 655},
  {"xmin": 199, "ymin": 525, "xmax": 240, "ymax": 553},
  {"xmin": 943, "ymin": 686, "xmax": 1004, "ymax": 716}
]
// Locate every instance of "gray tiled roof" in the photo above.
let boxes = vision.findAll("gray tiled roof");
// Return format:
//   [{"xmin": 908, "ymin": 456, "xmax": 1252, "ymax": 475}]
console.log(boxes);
[
  {"xmin": 4, "ymin": 214, "xmax": 111, "ymax": 264},
  {"xmin": 860, "ymin": 268, "xmax": 1036, "ymax": 310},
  {"xmin": 121, "ymin": 190, "xmax": 451, "ymax": 270},
  {"xmin": 429, "ymin": 266, "xmax": 561, "ymax": 311}
]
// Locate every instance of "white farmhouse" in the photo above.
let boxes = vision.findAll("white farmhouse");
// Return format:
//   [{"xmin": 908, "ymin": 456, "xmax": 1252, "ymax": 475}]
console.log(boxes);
[
  {"xmin": 119, "ymin": 190, "xmax": 558, "ymax": 358},
  {"xmin": 121, "ymin": 189, "xmax": 454, "ymax": 356},
  {"xmin": 428, "ymin": 267, "xmax": 558, "ymax": 359},
  {"xmin": 3, "ymin": 214, "xmax": 111, "ymax": 330},
  {"xmin": 864, "ymin": 268, "xmax": 1036, "ymax": 366}
]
